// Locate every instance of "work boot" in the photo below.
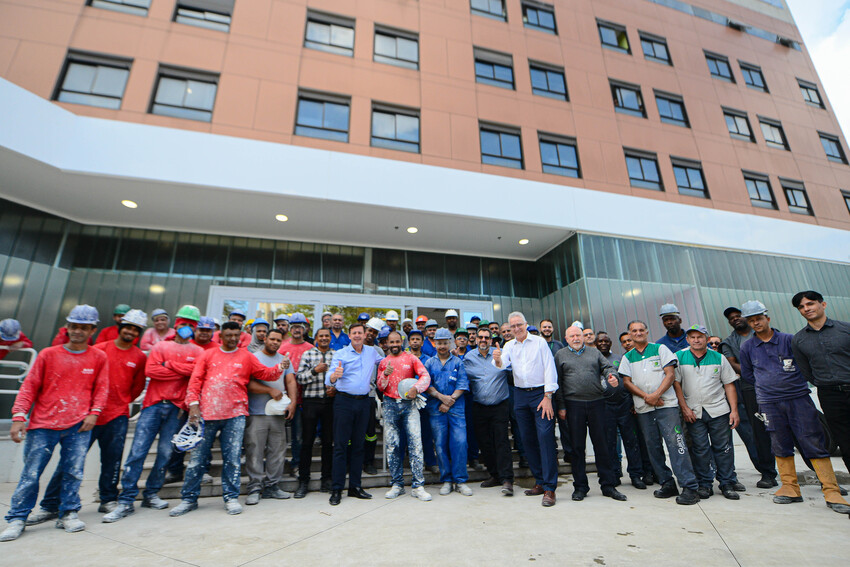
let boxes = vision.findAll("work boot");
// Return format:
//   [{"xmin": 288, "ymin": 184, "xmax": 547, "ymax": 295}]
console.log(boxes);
[
  {"xmin": 720, "ymin": 484, "xmax": 740, "ymax": 500},
  {"xmin": 756, "ymin": 474, "xmax": 778, "ymax": 489},
  {"xmin": 97, "ymin": 501, "xmax": 118, "ymax": 514},
  {"xmin": 643, "ymin": 471, "xmax": 656, "ymax": 486},
  {"xmin": 294, "ymin": 481, "xmax": 309, "ymax": 499},
  {"xmin": 55, "ymin": 512, "xmax": 85, "ymax": 533},
  {"xmin": 697, "ymin": 486, "xmax": 713, "ymax": 499},
  {"xmin": 731, "ymin": 481, "xmax": 746, "ymax": 492},
  {"xmin": 480, "ymin": 476, "xmax": 500, "ymax": 488},
  {"xmin": 455, "ymin": 483, "xmax": 473, "ymax": 496},
  {"xmin": 385, "ymin": 485, "xmax": 405, "ymax": 499},
  {"xmin": 676, "ymin": 488, "xmax": 700, "ymax": 505},
  {"xmin": 141, "ymin": 496, "xmax": 169, "ymax": 510},
  {"xmin": 0, "ymin": 521, "xmax": 25, "ymax": 542},
  {"xmin": 102, "ymin": 503, "xmax": 134, "ymax": 523},
  {"xmin": 163, "ymin": 471, "xmax": 183, "ymax": 485},
  {"xmin": 412, "ymin": 486, "xmax": 432, "ymax": 501},
  {"xmin": 224, "ymin": 499, "xmax": 243, "ymax": 515},
  {"xmin": 773, "ymin": 456, "xmax": 803, "ymax": 504},
  {"xmin": 263, "ymin": 486, "xmax": 292, "ymax": 500},
  {"xmin": 169, "ymin": 500, "xmax": 198, "ymax": 517},
  {"xmin": 811, "ymin": 458, "xmax": 850, "ymax": 514},
  {"xmin": 25, "ymin": 508, "xmax": 58, "ymax": 526},
  {"xmin": 654, "ymin": 481, "xmax": 679, "ymax": 499},
  {"xmin": 245, "ymin": 492, "xmax": 261, "ymax": 506},
  {"xmin": 630, "ymin": 476, "xmax": 647, "ymax": 490},
  {"xmin": 439, "ymin": 482, "xmax": 453, "ymax": 496},
  {"xmin": 501, "ymin": 481, "xmax": 514, "ymax": 496}
]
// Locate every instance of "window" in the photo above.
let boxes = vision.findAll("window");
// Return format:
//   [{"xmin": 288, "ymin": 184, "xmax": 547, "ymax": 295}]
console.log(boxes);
[
  {"xmin": 739, "ymin": 62, "xmax": 767, "ymax": 92},
  {"xmin": 54, "ymin": 52, "xmax": 131, "ymax": 110},
  {"xmin": 705, "ymin": 52, "xmax": 734, "ymax": 82},
  {"xmin": 598, "ymin": 21, "xmax": 630, "ymax": 53},
  {"xmin": 150, "ymin": 67, "xmax": 217, "ymax": 122},
  {"xmin": 374, "ymin": 27, "xmax": 418, "ymax": 70},
  {"xmin": 480, "ymin": 124, "xmax": 523, "ymax": 169},
  {"xmin": 672, "ymin": 159, "xmax": 708, "ymax": 198},
  {"xmin": 842, "ymin": 191, "xmax": 850, "ymax": 215},
  {"xmin": 471, "ymin": 0, "xmax": 506, "ymax": 21},
  {"xmin": 799, "ymin": 79, "xmax": 824, "ymax": 108},
  {"xmin": 780, "ymin": 179, "xmax": 813, "ymax": 215},
  {"xmin": 539, "ymin": 134, "xmax": 579, "ymax": 178},
  {"xmin": 371, "ymin": 105, "xmax": 420, "ymax": 153},
  {"xmin": 640, "ymin": 32, "xmax": 670, "ymax": 64},
  {"xmin": 723, "ymin": 108, "xmax": 754, "ymax": 142},
  {"xmin": 529, "ymin": 62, "xmax": 567, "ymax": 100},
  {"xmin": 474, "ymin": 48, "xmax": 514, "ymax": 90},
  {"xmin": 759, "ymin": 117, "xmax": 789, "ymax": 150},
  {"xmin": 305, "ymin": 11, "xmax": 355, "ymax": 56},
  {"xmin": 522, "ymin": 2, "xmax": 556, "ymax": 34},
  {"xmin": 295, "ymin": 91, "xmax": 350, "ymax": 142},
  {"xmin": 611, "ymin": 80, "xmax": 645, "ymax": 117},
  {"xmin": 88, "ymin": 0, "xmax": 150, "ymax": 16},
  {"xmin": 655, "ymin": 91, "xmax": 688, "ymax": 127},
  {"xmin": 174, "ymin": 1, "xmax": 233, "ymax": 32},
  {"xmin": 743, "ymin": 171, "xmax": 777, "ymax": 209},
  {"xmin": 624, "ymin": 149, "xmax": 662, "ymax": 190},
  {"xmin": 819, "ymin": 133, "xmax": 848, "ymax": 164}
]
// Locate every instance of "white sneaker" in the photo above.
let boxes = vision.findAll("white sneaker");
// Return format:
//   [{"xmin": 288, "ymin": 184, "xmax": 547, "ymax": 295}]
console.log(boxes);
[
  {"xmin": 55, "ymin": 512, "xmax": 85, "ymax": 533},
  {"xmin": 0, "ymin": 521, "xmax": 25, "ymax": 542},
  {"xmin": 439, "ymin": 482, "xmax": 453, "ymax": 495},
  {"xmin": 412, "ymin": 486, "xmax": 432, "ymax": 501},
  {"xmin": 224, "ymin": 499, "xmax": 243, "ymax": 515},
  {"xmin": 385, "ymin": 485, "xmax": 405, "ymax": 499},
  {"xmin": 246, "ymin": 492, "xmax": 261, "ymax": 506},
  {"xmin": 25, "ymin": 508, "xmax": 58, "ymax": 526},
  {"xmin": 169, "ymin": 500, "xmax": 198, "ymax": 517},
  {"xmin": 102, "ymin": 503, "xmax": 134, "ymax": 523},
  {"xmin": 202, "ymin": 474, "xmax": 213, "ymax": 484},
  {"xmin": 455, "ymin": 483, "xmax": 473, "ymax": 496},
  {"xmin": 262, "ymin": 487, "xmax": 292, "ymax": 500},
  {"xmin": 141, "ymin": 496, "xmax": 169, "ymax": 510}
]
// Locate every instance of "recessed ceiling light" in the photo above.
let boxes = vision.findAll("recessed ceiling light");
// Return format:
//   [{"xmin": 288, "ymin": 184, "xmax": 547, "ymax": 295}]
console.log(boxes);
[
  {"xmin": 149, "ymin": 284, "xmax": 165, "ymax": 294},
  {"xmin": 275, "ymin": 214, "xmax": 289, "ymax": 222},
  {"xmin": 121, "ymin": 199, "xmax": 138, "ymax": 209},
  {"xmin": 407, "ymin": 227, "xmax": 418, "ymax": 234},
  {"xmin": 518, "ymin": 238, "xmax": 529, "ymax": 245}
]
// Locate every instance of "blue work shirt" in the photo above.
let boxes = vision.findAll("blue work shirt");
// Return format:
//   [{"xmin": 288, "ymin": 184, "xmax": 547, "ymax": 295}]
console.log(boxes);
[
  {"xmin": 657, "ymin": 332, "xmax": 689, "ymax": 353},
  {"xmin": 329, "ymin": 330, "xmax": 350, "ymax": 351},
  {"xmin": 421, "ymin": 338, "xmax": 437, "ymax": 358},
  {"xmin": 463, "ymin": 347, "xmax": 509, "ymax": 406},
  {"xmin": 424, "ymin": 354, "xmax": 468, "ymax": 412},
  {"xmin": 739, "ymin": 329, "xmax": 810, "ymax": 404},
  {"xmin": 327, "ymin": 344, "xmax": 383, "ymax": 396}
]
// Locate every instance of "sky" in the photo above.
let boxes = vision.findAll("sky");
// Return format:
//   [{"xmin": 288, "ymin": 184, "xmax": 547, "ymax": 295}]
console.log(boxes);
[{"xmin": 785, "ymin": 0, "xmax": 850, "ymax": 138}]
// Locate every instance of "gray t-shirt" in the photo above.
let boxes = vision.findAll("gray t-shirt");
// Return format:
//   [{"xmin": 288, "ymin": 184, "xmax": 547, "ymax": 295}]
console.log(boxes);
[
  {"xmin": 248, "ymin": 350, "xmax": 285, "ymax": 415},
  {"xmin": 720, "ymin": 328, "xmax": 754, "ymax": 391}
]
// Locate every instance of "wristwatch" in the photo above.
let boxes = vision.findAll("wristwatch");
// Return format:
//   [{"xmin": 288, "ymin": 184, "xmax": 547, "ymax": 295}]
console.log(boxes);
[{"xmin": 544, "ymin": 393, "xmax": 553, "ymax": 400}]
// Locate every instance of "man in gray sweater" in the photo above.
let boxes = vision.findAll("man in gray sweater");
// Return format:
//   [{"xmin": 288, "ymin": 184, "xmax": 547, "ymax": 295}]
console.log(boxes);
[{"xmin": 555, "ymin": 326, "xmax": 626, "ymax": 502}]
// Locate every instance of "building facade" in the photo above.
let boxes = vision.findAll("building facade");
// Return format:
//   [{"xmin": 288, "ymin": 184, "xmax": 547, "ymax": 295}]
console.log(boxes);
[{"xmin": 1, "ymin": 0, "xmax": 849, "ymax": 354}]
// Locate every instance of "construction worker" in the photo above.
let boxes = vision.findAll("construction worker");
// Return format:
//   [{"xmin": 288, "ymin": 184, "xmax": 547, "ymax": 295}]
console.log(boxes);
[
  {"xmin": 95, "ymin": 304, "xmax": 131, "ymax": 344},
  {"xmin": 738, "ymin": 300, "xmax": 850, "ymax": 515},
  {"xmin": 415, "ymin": 315, "xmax": 428, "ymax": 332},
  {"xmin": 212, "ymin": 309, "xmax": 251, "ymax": 348},
  {"xmin": 422, "ymin": 319, "xmax": 439, "ymax": 357},
  {"xmin": 0, "ymin": 318, "xmax": 33, "ymax": 361}
]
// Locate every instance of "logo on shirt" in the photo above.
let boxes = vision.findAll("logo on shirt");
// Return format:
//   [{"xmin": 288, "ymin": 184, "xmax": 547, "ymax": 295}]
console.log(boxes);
[
  {"xmin": 403, "ymin": 365, "xmax": 410, "ymax": 370},
  {"xmin": 234, "ymin": 363, "xmax": 243, "ymax": 369},
  {"xmin": 82, "ymin": 368, "xmax": 94, "ymax": 375},
  {"xmin": 126, "ymin": 362, "xmax": 137, "ymax": 368},
  {"xmin": 187, "ymin": 357, "xmax": 195, "ymax": 362},
  {"xmin": 652, "ymin": 360, "xmax": 660, "ymax": 368},
  {"xmin": 713, "ymin": 367, "xmax": 719, "ymax": 375},
  {"xmin": 781, "ymin": 358, "xmax": 796, "ymax": 372}
]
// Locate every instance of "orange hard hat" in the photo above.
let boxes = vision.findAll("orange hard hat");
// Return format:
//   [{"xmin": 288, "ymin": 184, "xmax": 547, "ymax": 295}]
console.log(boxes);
[{"xmin": 415, "ymin": 315, "xmax": 428, "ymax": 323}]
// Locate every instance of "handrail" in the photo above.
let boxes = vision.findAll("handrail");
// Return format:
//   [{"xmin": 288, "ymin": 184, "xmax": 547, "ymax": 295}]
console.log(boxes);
[{"xmin": 0, "ymin": 347, "xmax": 38, "ymax": 383}]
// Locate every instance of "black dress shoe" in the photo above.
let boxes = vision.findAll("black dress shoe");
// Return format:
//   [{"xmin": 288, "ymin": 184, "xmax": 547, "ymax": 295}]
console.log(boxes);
[
  {"xmin": 329, "ymin": 490, "xmax": 342, "ymax": 506},
  {"xmin": 571, "ymin": 490, "xmax": 588, "ymax": 501},
  {"xmin": 347, "ymin": 487, "xmax": 373, "ymax": 499},
  {"xmin": 294, "ymin": 481, "xmax": 309, "ymax": 499},
  {"xmin": 756, "ymin": 475, "xmax": 778, "ymax": 489},
  {"xmin": 720, "ymin": 485, "xmax": 740, "ymax": 500},
  {"xmin": 602, "ymin": 488, "xmax": 628, "ymax": 501},
  {"xmin": 631, "ymin": 476, "xmax": 647, "ymax": 490},
  {"xmin": 697, "ymin": 486, "xmax": 713, "ymax": 499},
  {"xmin": 731, "ymin": 481, "xmax": 746, "ymax": 492},
  {"xmin": 320, "ymin": 478, "xmax": 332, "ymax": 493},
  {"xmin": 363, "ymin": 464, "xmax": 378, "ymax": 475},
  {"xmin": 643, "ymin": 472, "xmax": 657, "ymax": 486},
  {"xmin": 676, "ymin": 487, "xmax": 700, "ymax": 505}
]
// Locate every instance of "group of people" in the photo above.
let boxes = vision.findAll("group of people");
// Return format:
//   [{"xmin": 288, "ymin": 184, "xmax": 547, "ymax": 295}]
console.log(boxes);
[{"xmin": 1, "ymin": 289, "xmax": 849, "ymax": 542}]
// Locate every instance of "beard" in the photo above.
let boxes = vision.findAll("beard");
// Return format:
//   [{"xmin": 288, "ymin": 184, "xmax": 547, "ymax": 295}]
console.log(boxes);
[{"xmin": 389, "ymin": 345, "xmax": 402, "ymax": 355}]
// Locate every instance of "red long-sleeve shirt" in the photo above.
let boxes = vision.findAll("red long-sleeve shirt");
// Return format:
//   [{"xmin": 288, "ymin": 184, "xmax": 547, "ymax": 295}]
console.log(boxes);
[
  {"xmin": 93, "ymin": 341, "xmax": 147, "ymax": 425},
  {"xmin": 12, "ymin": 345, "xmax": 109, "ymax": 430},
  {"xmin": 377, "ymin": 351, "xmax": 430, "ymax": 399},
  {"xmin": 0, "ymin": 331, "xmax": 33, "ymax": 361},
  {"xmin": 211, "ymin": 330, "xmax": 252, "ymax": 348},
  {"xmin": 96, "ymin": 325, "xmax": 140, "ymax": 346},
  {"xmin": 186, "ymin": 347, "xmax": 283, "ymax": 420},
  {"xmin": 144, "ymin": 340, "xmax": 203, "ymax": 410},
  {"xmin": 51, "ymin": 327, "xmax": 94, "ymax": 347}
]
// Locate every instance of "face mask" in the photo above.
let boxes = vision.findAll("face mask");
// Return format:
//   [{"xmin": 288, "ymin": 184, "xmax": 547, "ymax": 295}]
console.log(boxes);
[{"xmin": 177, "ymin": 326, "xmax": 195, "ymax": 340}]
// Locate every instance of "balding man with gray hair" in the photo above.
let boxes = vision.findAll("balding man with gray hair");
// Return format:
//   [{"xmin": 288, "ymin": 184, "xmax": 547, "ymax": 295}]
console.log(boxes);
[{"xmin": 493, "ymin": 311, "xmax": 559, "ymax": 507}]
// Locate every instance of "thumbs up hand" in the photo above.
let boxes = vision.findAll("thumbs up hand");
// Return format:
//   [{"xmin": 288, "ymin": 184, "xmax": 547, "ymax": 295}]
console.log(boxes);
[
  {"xmin": 331, "ymin": 362, "xmax": 343, "ymax": 382},
  {"xmin": 493, "ymin": 343, "xmax": 502, "ymax": 366}
]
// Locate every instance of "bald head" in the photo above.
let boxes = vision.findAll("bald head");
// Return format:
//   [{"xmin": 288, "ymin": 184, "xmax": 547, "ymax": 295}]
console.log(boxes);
[{"xmin": 565, "ymin": 326, "xmax": 584, "ymax": 349}]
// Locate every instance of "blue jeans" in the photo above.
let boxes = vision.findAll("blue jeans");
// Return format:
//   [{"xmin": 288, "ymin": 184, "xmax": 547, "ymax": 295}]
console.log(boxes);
[
  {"xmin": 384, "ymin": 399, "xmax": 425, "ymax": 488},
  {"xmin": 605, "ymin": 395, "xmax": 644, "ymax": 479},
  {"xmin": 636, "ymin": 407, "xmax": 698, "ymax": 490},
  {"xmin": 41, "ymin": 416, "xmax": 128, "ymax": 511},
  {"xmin": 689, "ymin": 409, "xmax": 738, "ymax": 487},
  {"xmin": 5, "ymin": 423, "xmax": 91, "ymax": 522},
  {"xmin": 761, "ymin": 395, "xmax": 830, "ymax": 459},
  {"xmin": 429, "ymin": 400, "xmax": 468, "ymax": 483},
  {"xmin": 513, "ymin": 387, "xmax": 558, "ymax": 491},
  {"xmin": 181, "ymin": 416, "xmax": 246, "ymax": 503},
  {"xmin": 118, "ymin": 401, "xmax": 183, "ymax": 505}
]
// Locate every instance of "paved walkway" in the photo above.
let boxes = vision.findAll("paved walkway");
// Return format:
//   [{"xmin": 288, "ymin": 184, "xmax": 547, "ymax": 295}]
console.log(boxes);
[{"xmin": 1, "ymin": 448, "xmax": 848, "ymax": 566}]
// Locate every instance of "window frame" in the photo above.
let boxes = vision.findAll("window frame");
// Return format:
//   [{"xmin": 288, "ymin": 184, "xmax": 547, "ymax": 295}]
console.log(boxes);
[
  {"xmin": 474, "ymin": 47, "xmax": 515, "ymax": 90},
  {"xmin": 818, "ymin": 132, "xmax": 848, "ymax": 164},
  {"xmin": 624, "ymin": 148, "xmax": 663, "ymax": 190},
  {"xmin": 53, "ymin": 51, "xmax": 132, "ymax": 110},
  {"xmin": 149, "ymin": 65, "xmax": 219, "ymax": 122},
  {"xmin": 671, "ymin": 158, "xmax": 709, "ymax": 198},
  {"xmin": 722, "ymin": 107, "xmax": 755, "ymax": 142},
  {"xmin": 173, "ymin": 1, "xmax": 233, "ymax": 32},
  {"xmin": 739, "ymin": 61, "xmax": 768, "ymax": 92},
  {"xmin": 705, "ymin": 51, "xmax": 735, "ymax": 82},
  {"xmin": 654, "ymin": 90, "xmax": 689, "ymax": 127},
  {"xmin": 470, "ymin": 0, "xmax": 507, "ymax": 21},
  {"xmin": 842, "ymin": 190, "xmax": 850, "ymax": 215},
  {"xmin": 87, "ymin": 0, "xmax": 150, "ymax": 17},
  {"xmin": 304, "ymin": 10, "xmax": 356, "ymax": 57},
  {"xmin": 522, "ymin": 1, "xmax": 557, "ymax": 34},
  {"xmin": 370, "ymin": 103, "xmax": 421, "ymax": 154},
  {"xmin": 597, "ymin": 20, "xmax": 631, "ymax": 54},
  {"xmin": 639, "ymin": 31, "xmax": 671, "ymax": 65},
  {"xmin": 294, "ymin": 90, "xmax": 352, "ymax": 143},
  {"xmin": 373, "ymin": 25, "xmax": 419, "ymax": 70},
  {"xmin": 538, "ymin": 133, "xmax": 580, "ymax": 178},
  {"xmin": 479, "ymin": 122, "xmax": 524, "ymax": 170},
  {"xmin": 780, "ymin": 178, "xmax": 814, "ymax": 216},
  {"xmin": 798, "ymin": 78, "xmax": 824, "ymax": 108},
  {"xmin": 743, "ymin": 171, "xmax": 777, "ymax": 210},
  {"xmin": 528, "ymin": 61, "xmax": 568, "ymax": 101},
  {"xmin": 610, "ymin": 80, "xmax": 645, "ymax": 118},
  {"xmin": 759, "ymin": 116, "xmax": 790, "ymax": 150}
]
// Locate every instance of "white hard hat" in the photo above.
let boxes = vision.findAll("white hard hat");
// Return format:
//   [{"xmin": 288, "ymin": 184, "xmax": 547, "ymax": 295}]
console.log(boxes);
[
  {"xmin": 741, "ymin": 300, "xmax": 768, "ymax": 318},
  {"xmin": 385, "ymin": 310, "xmax": 400, "ymax": 321},
  {"xmin": 172, "ymin": 421, "xmax": 204, "ymax": 452},
  {"xmin": 265, "ymin": 394, "xmax": 292, "ymax": 415},
  {"xmin": 366, "ymin": 317, "xmax": 384, "ymax": 332},
  {"xmin": 402, "ymin": 318, "xmax": 413, "ymax": 324},
  {"xmin": 659, "ymin": 303, "xmax": 680, "ymax": 316},
  {"xmin": 121, "ymin": 309, "xmax": 148, "ymax": 329},
  {"xmin": 570, "ymin": 320, "xmax": 584, "ymax": 330},
  {"xmin": 445, "ymin": 309, "xmax": 459, "ymax": 318}
]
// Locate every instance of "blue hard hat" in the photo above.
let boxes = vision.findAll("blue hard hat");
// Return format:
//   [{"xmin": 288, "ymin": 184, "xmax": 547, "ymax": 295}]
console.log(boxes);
[
  {"xmin": 434, "ymin": 328, "xmax": 453, "ymax": 340},
  {"xmin": 527, "ymin": 325, "xmax": 539, "ymax": 333},
  {"xmin": 378, "ymin": 328, "xmax": 391, "ymax": 340},
  {"xmin": 357, "ymin": 312, "xmax": 370, "ymax": 321},
  {"xmin": 252, "ymin": 318, "xmax": 270, "ymax": 329},
  {"xmin": 289, "ymin": 312, "xmax": 308, "ymax": 325},
  {"xmin": 66, "ymin": 304, "xmax": 99, "ymax": 324},
  {"xmin": 197, "ymin": 316, "xmax": 216, "ymax": 330},
  {"xmin": 407, "ymin": 329, "xmax": 423, "ymax": 339},
  {"xmin": 0, "ymin": 318, "xmax": 22, "ymax": 341},
  {"xmin": 230, "ymin": 309, "xmax": 246, "ymax": 318},
  {"xmin": 151, "ymin": 308, "xmax": 168, "ymax": 319},
  {"xmin": 274, "ymin": 314, "xmax": 290, "ymax": 322}
]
